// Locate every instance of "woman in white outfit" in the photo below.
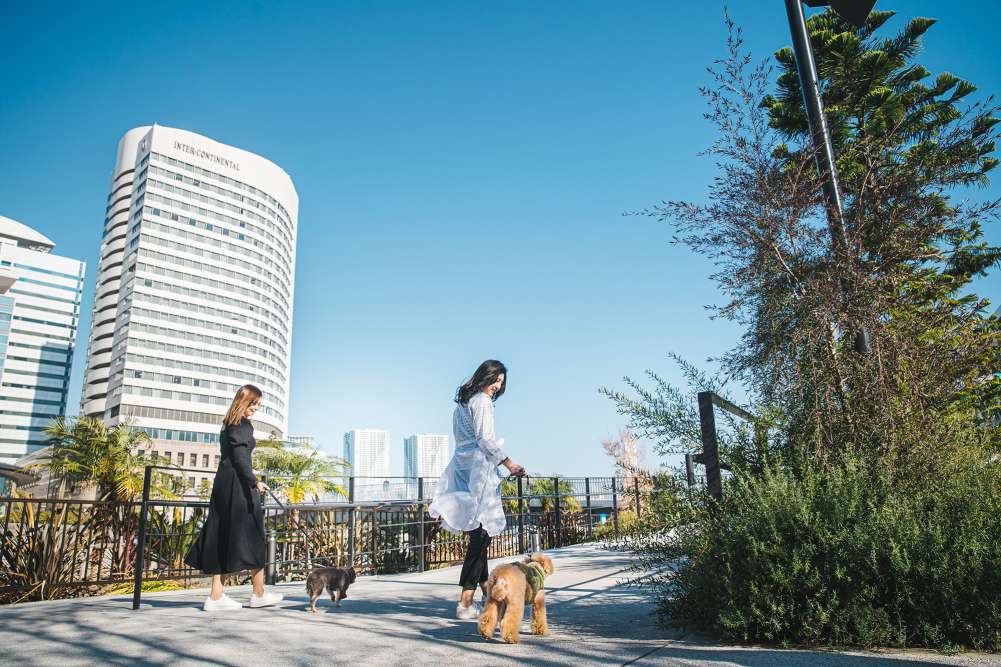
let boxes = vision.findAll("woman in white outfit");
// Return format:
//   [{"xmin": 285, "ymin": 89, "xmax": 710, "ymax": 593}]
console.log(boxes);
[{"xmin": 429, "ymin": 359, "xmax": 524, "ymax": 619}]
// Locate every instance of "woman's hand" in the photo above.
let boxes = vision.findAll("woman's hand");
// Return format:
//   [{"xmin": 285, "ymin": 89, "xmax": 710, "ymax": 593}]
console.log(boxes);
[
  {"xmin": 256, "ymin": 481, "xmax": 270, "ymax": 494},
  {"xmin": 504, "ymin": 460, "xmax": 525, "ymax": 477}
]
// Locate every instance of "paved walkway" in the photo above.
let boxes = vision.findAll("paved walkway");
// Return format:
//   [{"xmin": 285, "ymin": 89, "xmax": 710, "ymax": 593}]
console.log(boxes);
[{"xmin": 1, "ymin": 542, "xmax": 999, "ymax": 666}]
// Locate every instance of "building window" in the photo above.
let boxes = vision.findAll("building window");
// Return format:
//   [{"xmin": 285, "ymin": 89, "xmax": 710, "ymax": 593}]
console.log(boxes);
[
  {"xmin": 189, "ymin": 453, "xmax": 197, "ymax": 467},
  {"xmin": 202, "ymin": 454, "xmax": 209, "ymax": 468},
  {"xmin": 164, "ymin": 451, "xmax": 171, "ymax": 462},
  {"xmin": 215, "ymin": 455, "xmax": 221, "ymax": 467},
  {"xmin": 188, "ymin": 476, "xmax": 196, "ymax": 488}
]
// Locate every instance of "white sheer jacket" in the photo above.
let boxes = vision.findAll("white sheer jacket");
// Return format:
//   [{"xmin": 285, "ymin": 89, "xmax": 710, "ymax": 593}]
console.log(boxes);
[{"xmin": 428, "ymin": 391, "xmax": 507, "ymax": 537}]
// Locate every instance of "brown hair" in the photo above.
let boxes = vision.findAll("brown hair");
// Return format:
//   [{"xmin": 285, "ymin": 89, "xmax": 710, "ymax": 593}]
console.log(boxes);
[{"xmin": 223, "ymin": 384, "xmax": 262, "ymax": 427}]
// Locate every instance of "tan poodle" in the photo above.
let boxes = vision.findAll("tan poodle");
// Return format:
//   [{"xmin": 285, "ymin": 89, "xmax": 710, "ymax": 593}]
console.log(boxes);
[{"xmin": 478, "ymin": 553, "xmax": 554, "ymax": 643}]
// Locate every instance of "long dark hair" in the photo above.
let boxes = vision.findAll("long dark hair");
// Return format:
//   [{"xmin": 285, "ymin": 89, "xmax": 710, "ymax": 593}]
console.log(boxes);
[{"xmin": 455, "ymin": 359, "xmax": 507, "ymax": 404}]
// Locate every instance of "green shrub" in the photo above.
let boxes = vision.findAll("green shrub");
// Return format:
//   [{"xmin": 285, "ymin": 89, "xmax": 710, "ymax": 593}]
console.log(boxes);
[
  {"xmin": 103, "ymin": 579, "xmax": 184, "ymax": 595},
  {"xmin": 594, "ymin": 509, "xmax": 637, "ymax": 540},
  {"xmin": 641, "ymin": 455, "xmax": 1001, "ymax": 650},
  {"xmin": 596, "ymin": 474, "xmax": 690, "ymax": 541}
]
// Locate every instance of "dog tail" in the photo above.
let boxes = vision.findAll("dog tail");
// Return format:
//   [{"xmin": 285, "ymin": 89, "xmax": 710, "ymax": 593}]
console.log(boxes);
[{"xmin": 488, "ymin": 573, "xmax": 509, "ymax": 602}]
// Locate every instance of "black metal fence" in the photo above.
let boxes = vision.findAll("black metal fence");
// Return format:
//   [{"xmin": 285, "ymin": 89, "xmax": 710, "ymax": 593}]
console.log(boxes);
[
  {"xmin": 0, "ymin": 496, "xmax": 141, "ymax": 601},
  {"xmin": 1, "ymin": 470, "xmax": 654, "ymax": 606}
]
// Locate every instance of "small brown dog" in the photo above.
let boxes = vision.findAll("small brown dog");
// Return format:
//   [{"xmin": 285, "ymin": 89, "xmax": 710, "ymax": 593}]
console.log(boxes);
[
  {"xmin": 305, "ymin": 566, "xmax": 356, "ymax": 612},
  {"xmin": 478, "ymin": 553, "xmax": 554, "ymax": 643}
]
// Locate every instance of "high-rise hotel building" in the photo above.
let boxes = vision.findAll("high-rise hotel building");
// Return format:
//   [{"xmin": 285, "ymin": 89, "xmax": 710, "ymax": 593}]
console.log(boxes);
[
  {"xmin": 0, "ymin": 217, "xmax": 85, "ymax": 465},
  {"xmin": 81, "ymin": 126, "xmax": 298, "ymax": 488}
]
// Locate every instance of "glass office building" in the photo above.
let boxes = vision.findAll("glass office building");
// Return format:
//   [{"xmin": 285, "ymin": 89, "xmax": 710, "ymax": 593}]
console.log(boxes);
[{"xmin": 0, "ymin": 216, "xmax": 85, "ymax": 465}]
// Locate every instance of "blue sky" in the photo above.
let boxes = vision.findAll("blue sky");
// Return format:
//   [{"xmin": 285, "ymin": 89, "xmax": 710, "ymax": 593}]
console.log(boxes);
[{"xmin": 1, "ymin": 1, "xmax": 999, "ymax": 476}]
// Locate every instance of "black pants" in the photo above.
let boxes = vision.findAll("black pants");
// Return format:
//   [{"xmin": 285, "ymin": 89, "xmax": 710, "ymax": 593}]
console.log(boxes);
[{"xmin": 459, "ymin": 526, "xmax": 491, "ymax": 590}]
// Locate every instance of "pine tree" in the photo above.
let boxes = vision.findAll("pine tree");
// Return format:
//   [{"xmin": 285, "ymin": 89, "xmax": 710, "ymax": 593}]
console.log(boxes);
[{"xmin": 637, "ymin": 10, "xmax": 1001, "ymax": 467}]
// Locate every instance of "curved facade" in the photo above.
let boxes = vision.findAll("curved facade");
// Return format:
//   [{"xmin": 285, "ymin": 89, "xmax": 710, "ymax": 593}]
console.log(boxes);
[
  {"xmin": 0, "ymin": 217, "xmax": 85, "ymax": 464},
  {"xmin": 81, "ymin": 125, "xmax": 297, "ymax": 464}
]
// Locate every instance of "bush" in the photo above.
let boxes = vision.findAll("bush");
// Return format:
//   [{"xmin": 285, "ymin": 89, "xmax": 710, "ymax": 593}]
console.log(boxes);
[
  {"xmin": 596, "ymin": 473, "xmax": 690, "ymax": 541},
  {"xmin": 642, "ymin": 455, "xmax": 1001, "ymax": 650},
  {"xmin": 103, "ymin": 580, "xmax": 184, "ymax": 595},
  {"xmin": 594, "ymin": 509, "xmax": 637, "ymax": 540}
]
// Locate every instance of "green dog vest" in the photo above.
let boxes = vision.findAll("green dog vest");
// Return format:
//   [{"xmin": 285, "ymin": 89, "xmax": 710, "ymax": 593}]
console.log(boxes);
[{"xmin": 514, "ymin": 561, "xmax": 546, "ymax": 599}]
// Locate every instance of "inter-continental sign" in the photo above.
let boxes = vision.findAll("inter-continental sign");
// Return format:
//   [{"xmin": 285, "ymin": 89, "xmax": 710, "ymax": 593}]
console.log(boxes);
[{"xmin": 172, "ymin": 141, "xmax": 240, "ymax": 171}]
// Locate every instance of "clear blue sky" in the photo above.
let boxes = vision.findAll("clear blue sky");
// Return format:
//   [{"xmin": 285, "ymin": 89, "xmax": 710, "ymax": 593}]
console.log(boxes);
[{"xmin": 2, "ymin": 1, "xmax": 999, "ymax": 476}]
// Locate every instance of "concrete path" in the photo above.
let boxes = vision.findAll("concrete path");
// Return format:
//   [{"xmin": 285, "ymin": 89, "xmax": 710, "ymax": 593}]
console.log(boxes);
[{"xmin": 1, "ymin": 542, "xmax": 998, "ymax": 666}]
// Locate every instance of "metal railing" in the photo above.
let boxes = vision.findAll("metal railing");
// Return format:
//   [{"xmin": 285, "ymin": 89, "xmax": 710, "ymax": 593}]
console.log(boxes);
[
  {"xmin": 0, "ymin": 496, "xmax": 141, "ymax": 601},
  {"xmin": 1, "ymin": 471, "xmax": 652, "ymax": 606},
  {"xmin": 691, "ymin": 390, "xmax": 763, "ymax": 500}
]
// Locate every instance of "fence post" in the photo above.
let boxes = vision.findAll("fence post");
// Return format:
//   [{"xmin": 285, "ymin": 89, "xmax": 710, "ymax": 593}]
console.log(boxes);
[
  {"xmin": 260, "ymin": 473, "xmax": 271, "ymax": 580},
  {"xmin": 132, "ymin": 465, "xmax": 152, "ymax": 610},
  {"xmin": 697, "ymin": 391, "xmax": 724, "ymax": 501},
  {"xmin": 370, "ymin": 507, "xmax": 377, "ymax": 574},
  {"xmin": 417, "ymin": 477, "xmax": 425, "ymax": 573},
  {"xmin": 584, "ymin": 477, "xmax": 593, "ymax": 539},
  {"xmin": 611, "ymin": 477, "xmax": 620, "ymax": 538},
  {"xmin": 685, "ymin": 453, "xmax": 696, "ymax": 493},
  {"xmin": 517, "ymin": 474, "xmax": 526, "ymax": 554},
  {"xmin": 552, "ymin": 476, "xmax": 562, "ymax": 549},
  {"xmin": 266, "ymin": 533, "xmax": 277, "ymax": 585},
  {"xmin": 347, "ymin": 476, "xmax": 356, "ymax": 567},
  {"xmin": 634, "ymin": 477, "xmax": 641, "ymax": 518}
]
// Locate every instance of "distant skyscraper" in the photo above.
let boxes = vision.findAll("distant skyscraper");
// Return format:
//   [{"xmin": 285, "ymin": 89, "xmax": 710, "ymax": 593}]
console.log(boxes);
[
  {"xmin": 79, "ymin": 125, "xmax": 298, "ymax": 492},
  {"xmin": 344, "ymin": 429, "xmax": 391, "ymax": 500},
  {"xmin": 343, "ymin": 429, "xmax": 390, "ymax": 478},
  {"xmin": 0, "ymin": 216, "xmax": 85, "ymax": 464},
  {"xmin": 404, "ymin": 434, "xmax": 450, "ymax": 479}
]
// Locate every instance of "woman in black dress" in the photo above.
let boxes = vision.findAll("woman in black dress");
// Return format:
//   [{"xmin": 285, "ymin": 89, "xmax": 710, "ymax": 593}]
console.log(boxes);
[{"xmin": 185, "ymin": 384, "xmax": 283, "ymax": 611}]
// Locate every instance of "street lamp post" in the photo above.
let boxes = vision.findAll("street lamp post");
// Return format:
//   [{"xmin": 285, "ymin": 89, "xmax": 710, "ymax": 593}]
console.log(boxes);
[{"xmin": 783, "ymin": 0, "xmax": 876, "ymax": 354}]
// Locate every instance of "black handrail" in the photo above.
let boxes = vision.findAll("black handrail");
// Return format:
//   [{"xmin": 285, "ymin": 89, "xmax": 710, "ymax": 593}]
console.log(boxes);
[
  {"xmin": 0, "ymin": 472, "xmax": 639, "ymax": 605},
  {"xmin": 124, "ymin": 470, "xmax": 631, "ymax": 609}
]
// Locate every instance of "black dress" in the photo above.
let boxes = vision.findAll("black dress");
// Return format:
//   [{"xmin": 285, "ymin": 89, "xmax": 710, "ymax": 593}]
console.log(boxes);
[{"xmin": 185, "ymin": 418, "xmax": 266, "ymax": 574}]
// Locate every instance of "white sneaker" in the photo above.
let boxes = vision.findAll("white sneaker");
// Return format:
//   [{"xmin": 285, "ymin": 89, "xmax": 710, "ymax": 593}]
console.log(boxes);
[
  {"xmin": 203, "ymin": 594, "xmax": 242, "ymax": 611},
  {"xmin": 249, "ymin": 590, "xmax": 284, "ymax": 608},
  {"xmin": 455, "ymin": 600, "xmax": 482, "ymax": 619}
]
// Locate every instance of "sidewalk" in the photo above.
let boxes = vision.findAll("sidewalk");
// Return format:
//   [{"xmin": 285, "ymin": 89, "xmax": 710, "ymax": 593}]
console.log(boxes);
[{"xmin": 1, "ymin": 542, "xmax": 998, "ymax": 666}]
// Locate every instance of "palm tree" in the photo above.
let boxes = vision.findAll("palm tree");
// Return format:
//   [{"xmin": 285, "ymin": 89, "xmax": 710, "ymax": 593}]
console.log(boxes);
[
  {"xmin": 17, "ymin": 417, "xmax": 178, "ymax": 593},
  {"xmin": 253, "ymin": 437, "xmax": 348, "ymax": 503},
  {"xmin": 252, "ymin": 439, "xmax": 350, "ymax": 572},
  {"xmin": 36, "ymin": 416, "xmax": 173, "ymax": 501}
]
